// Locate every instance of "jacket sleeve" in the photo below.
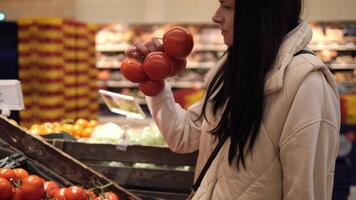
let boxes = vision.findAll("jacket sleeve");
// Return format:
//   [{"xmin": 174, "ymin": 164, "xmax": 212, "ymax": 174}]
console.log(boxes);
[
  {"xmin": 279, "ymin": 71, "xmax": 340, "ymax": 200},
  {"xmin": 146, "ymin": 83, "xmax": 203, "ymax": 153}
]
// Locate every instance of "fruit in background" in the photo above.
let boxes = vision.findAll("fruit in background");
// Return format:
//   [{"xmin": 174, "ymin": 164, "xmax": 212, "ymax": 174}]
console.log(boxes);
[
  {"xmin": 13, "ymin": 168, "xmax": 29, "ymax": 180},
  {"xmin": 143, "ymin": 52, "xmax": 173, "ymax": 80},
  {"xmin": 12, "ymin": 187, "xmax": 23, "ymax": 200},
  {"xmin": 138, "ymin": 80, "xmax": 165, "ymax": 96},
  {"xmin": 170, "ymin": 58, "xmax": 187, "ymax": 76},
  {"xmin": 163, "ymin": 26, "xmax": 194, "ymax": 60},
  {"xmin": 28, "ymin": 119, "xmax": 99, "ymax": 139},
  {"xmin": 72, "ymin": 124, "xmax": 83, "ymax": 138},
  {"xmin": 97, "ymin": 70, "xmax": 110, "ymax": 81},
  {"xmin": 21, "ymin": 175, "xmax": 45, "ymax": 200},
  {"xmin": 0, "ymin": 168, "xmax": 18, "ymax": 182},
  {"xmin": 75, "ymin": 119, "xmax": 89, "ymax": 129},
  {"xmin": 65, "ymin": 186, "xmax": 88, "ymax": 200},
  {"xmin": 88, "ymin": 120, "xmax": 99, "ymax": 128},
  {"xmin": 29, "ymin": 124, "xmax": 42, "ymax": 135},
  {"xmin": 121, "ymin": 58, "xmax": 148, "ymax": 83},
  {"xmin": 61, "ymin": 124, "xmax": 75, "ymax": 135},
  {"xmin": 0, "ymin": 177, "xmax": 13, "ymax": 200},
  {"xmin": 81, "ymin": 127, "xmax": 93, "ymax": 138},
  {"xmin": 44, "ymin": 181, "xmax": 60, "ymax": 198},
  {"xmin": 53, "ymin": 188, "xmax": 66, "ymax": 200},
  {"xmin": 87, "ymin": 190, "xmax": 97, "ymax": 199},
  {"xmin": 95, "ymin": 192, "xmax": 119, "ymax": 200}
]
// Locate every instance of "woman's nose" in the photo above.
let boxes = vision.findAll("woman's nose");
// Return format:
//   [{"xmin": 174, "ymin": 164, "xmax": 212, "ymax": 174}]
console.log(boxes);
[{"xmin": 212, "ymin": 9, "xmax": 223, "ymax": 24}]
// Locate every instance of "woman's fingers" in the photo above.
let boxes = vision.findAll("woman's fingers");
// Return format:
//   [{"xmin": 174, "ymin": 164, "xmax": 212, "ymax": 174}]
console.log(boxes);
[
  {"xmin": 135, "ymin": 41, "xmax": 150, "ymax": 55},
  {"xmin": 125, "ymin": 46, "xmax": 140, "ymax": 58},
  {"xmin": 125, "ymin": 38, "xmax": 164, "ymax": 59},
  {"xmin": 152, "ymin": 37, "xmax": 164, "ymax": 51}
]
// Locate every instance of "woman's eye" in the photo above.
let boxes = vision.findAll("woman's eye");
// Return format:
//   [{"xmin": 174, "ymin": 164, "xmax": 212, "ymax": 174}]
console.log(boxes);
[{"xmin": 223, "ymin": 5, "xmax": 232, "ymax": 10}]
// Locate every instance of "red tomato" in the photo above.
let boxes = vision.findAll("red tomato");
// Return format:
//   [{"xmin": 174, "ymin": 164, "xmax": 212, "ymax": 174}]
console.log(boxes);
[
  {"xmin": 21, "ymin": 175, "xmax": 45, "ymax": 200},
  {"xmin": 65, "ymin": 186, "xmax": 88, "ymax": 200},
  {"xmin": 121, "ymin": 58, "xmax": 148, "ymax": 83},
  {"xmin": 53, "ymin": 188, "xmax": 66, "ymax": 200},
  {"xmin": 163, "ymin": 26, "xmax": 194, "ymax": 59},
  {"xmin": 0, "ymin": 168, "xmax": 18, "ymax": 182},
  {"xmin": 95, "ymin": 192, "xmax": 119, "ymax": 200},
  {"xmin": 138, "ymin": 80, "xmax": 165, "ymax": 97},
  {"xmin": 170, "ymin": 58, "xmax": 187, "ymax": 76},
  {"xmin": 13, "ymin": 168, "xmax": 29, "ymax": 180},
  {"xmin": 86, "ymin": 190, "xmax": 97, "ymax": 200},
  {"xmin": 11, "ymin": 187, "xmax": 23, "ymax": 200},
  {"xmin": 0, "ymin": 177, "xmax": 13, "ymax": 199},
  {"xmin": 102, "ymin": 192, "xmax": 119, "ymax": 200},
  {"xmin": 44, "ymin": 181, "xmax": 60, "ymax": 198},
  {"xmin": 143, "ymin": 52, "xmax": 173, "ymax": 80}
]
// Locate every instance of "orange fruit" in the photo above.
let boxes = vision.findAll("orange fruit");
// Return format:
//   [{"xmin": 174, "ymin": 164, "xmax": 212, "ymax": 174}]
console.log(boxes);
[
  {"xmin": 41, "ymin": 122, "xmax": 55, "ymax": 135},
  {"xmin": 61, "ymin": 124, "xmax": 74, "ymax": 135},
  {"xmin": 72, "ymin": 124, "xmax": 82, "ymax": 136},
  {"xmin": 75, "ymin": 119, "xmax": 88, "ymax": 128},
  {"xmin": 88, "ymin": 120, "xmax": 98, "ymax": 128},
  {"xmin": 80, "ymin": 127, "xmax": 93, "ymax": 138},
  {"xmin": 29, "ymin": 124, "xmax": 41, "ymax": 134}
]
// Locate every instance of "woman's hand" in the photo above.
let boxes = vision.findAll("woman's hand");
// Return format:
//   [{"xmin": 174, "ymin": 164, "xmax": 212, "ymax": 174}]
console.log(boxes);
[{"xmin": 125, "ymin": 37, "xmax": 163, "ymax": 59}]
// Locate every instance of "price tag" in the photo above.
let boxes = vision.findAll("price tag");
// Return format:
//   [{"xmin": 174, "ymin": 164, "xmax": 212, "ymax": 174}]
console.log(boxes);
[
  {"xmin": 116, "ymin": 137, "xmax": 129, "ymax": 152},
  {"xmin": 0, "ymin": 80, "xmax": 24, "ymax": 110}
]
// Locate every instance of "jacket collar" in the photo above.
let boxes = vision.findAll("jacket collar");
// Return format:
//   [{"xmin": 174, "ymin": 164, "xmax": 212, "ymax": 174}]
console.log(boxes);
[{"xmin": 264, "ymin": 21, "xmax": 313, "ymax": 95}]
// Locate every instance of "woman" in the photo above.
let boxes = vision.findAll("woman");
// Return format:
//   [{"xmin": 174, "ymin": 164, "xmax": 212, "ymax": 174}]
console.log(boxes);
[{"xmin": 126, "ymin": 0, "xmax": 340, "ymax": 199}]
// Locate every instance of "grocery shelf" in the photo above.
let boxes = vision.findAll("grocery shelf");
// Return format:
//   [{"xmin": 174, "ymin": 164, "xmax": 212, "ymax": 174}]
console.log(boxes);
[
  {"xmin": 96, "ymin": 44, "xmax": 228, "ymax": 52},
  {"xmin": 98, "ymin": 80, "xmax": 136, "ymax": 88},
  {"xmin": 98, "ymin": 116, "xmax": 153, "ymax": 126},
  {"xmin": 171, "ymin": 81, "xmax": 205, "ymax": 88},
  {"xmin": 96, "ymin": 44, "xmax": 356, "ymax": 52},
  {"xmin": 97, "ymin": 62, "xmax": 215, "ymax": 70},
  {"xmin": 187, "ymin": 62, "xmax": 215, "ymax": 69},
  {"xmin": 328, "ymin": 63, "xmax": 356, "ymax": 70},
  {"xmin": 309, "ymin": 44, "xmax": 356, "ymax": 51},
  {"xmin": 97, "ymin": 80, "xmax": 205, "ymax": 89},
  {"xmin": 97, "ymin": 65, "xmax": 121, "ymax": 69},
  {"xmin": 99, "ymin": 97, "xmax": 146, "ymax": 105},
  {"xmin": 193, "ymin": 44, "xmax": 227, "ymax": 51},
  {"xmin": 96, "ymin": 44, "xmax": 129, "ymax": 52}
]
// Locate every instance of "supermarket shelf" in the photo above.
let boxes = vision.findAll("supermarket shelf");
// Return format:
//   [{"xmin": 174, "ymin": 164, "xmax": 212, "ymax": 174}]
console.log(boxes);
[
  {"xmin": 193, "ymin": 44, "xmax": 227, "ymax": 51},
  {"xmin": 97, "ymin": 65, "xmax": 121, "ymax": 69},
  {"xmin": 99, "ymin": 97, "xmax": 146, "ymax": 105},
  {"xmin": 98, "ymin": 80, "xmax": 136, "ymax": 88},
  {"xmin": 328, "ymin": 63, "xmax": 356, "ymax": 70},
  {"xmin": 96, "ymin": 44, "xmax": 356, "ymax": 52},
  {"xmin": 97, "ymin": 44, "xmax": 227, "ymax": 53},
  {"xmin": 98, "ymin": 116, "xmax": 153, "ymax": 127},
  {"xmin": 171, "ymin": 81, "xmax": 205, "ymax": 88},
  {"xmin": 97, "ymin": 62, "xmax": 215, "ymax": 70},
  {"xmin": 98, "ymin": 80, "xmax": 205, "ymax": 89},
  {"xmin": 309, "ymin": 44, "xmax": 356, "ymax": 51},
  {"xmin": 187, "ymin": 62, "xmax": 215, "ymax": 69},
  {"xmin": 96, "ymin": 44, "xmax": 129, "ymax": 52}
]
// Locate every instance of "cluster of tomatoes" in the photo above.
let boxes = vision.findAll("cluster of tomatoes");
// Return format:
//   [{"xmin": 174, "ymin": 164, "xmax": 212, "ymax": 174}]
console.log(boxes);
[
  {"xmin": 0, "ymin": 168, "xmax": 119, "ymax": 200},
  {"xmin": 121, "ymin": 26, "xmax": 194, "ymax": 96}
]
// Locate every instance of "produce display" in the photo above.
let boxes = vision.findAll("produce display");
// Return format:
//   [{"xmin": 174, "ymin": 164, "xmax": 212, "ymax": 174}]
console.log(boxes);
[
  {"xmin": 26, "ymin": 118, "xmax": 166, "ymax": 147},
  {"xmin": 120, "ymin": 26, "xmax": 194, "ymax": 96},
  {"xmin": 80, "ymin": 122, "xmax": 166, "ymax": 146},
  {"xmin": 28, "ymin": 119, "xmax": 99, "ymax": 139},
  {"xmin": 0, "ymin": 167, "xmax": 119, "ymax": 200}
]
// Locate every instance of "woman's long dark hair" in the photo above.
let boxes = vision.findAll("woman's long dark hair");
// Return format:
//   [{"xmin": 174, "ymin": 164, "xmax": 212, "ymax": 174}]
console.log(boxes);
[{"xmin": 199, "ymin": 0, "xmax": 303, "ymax": 169}]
